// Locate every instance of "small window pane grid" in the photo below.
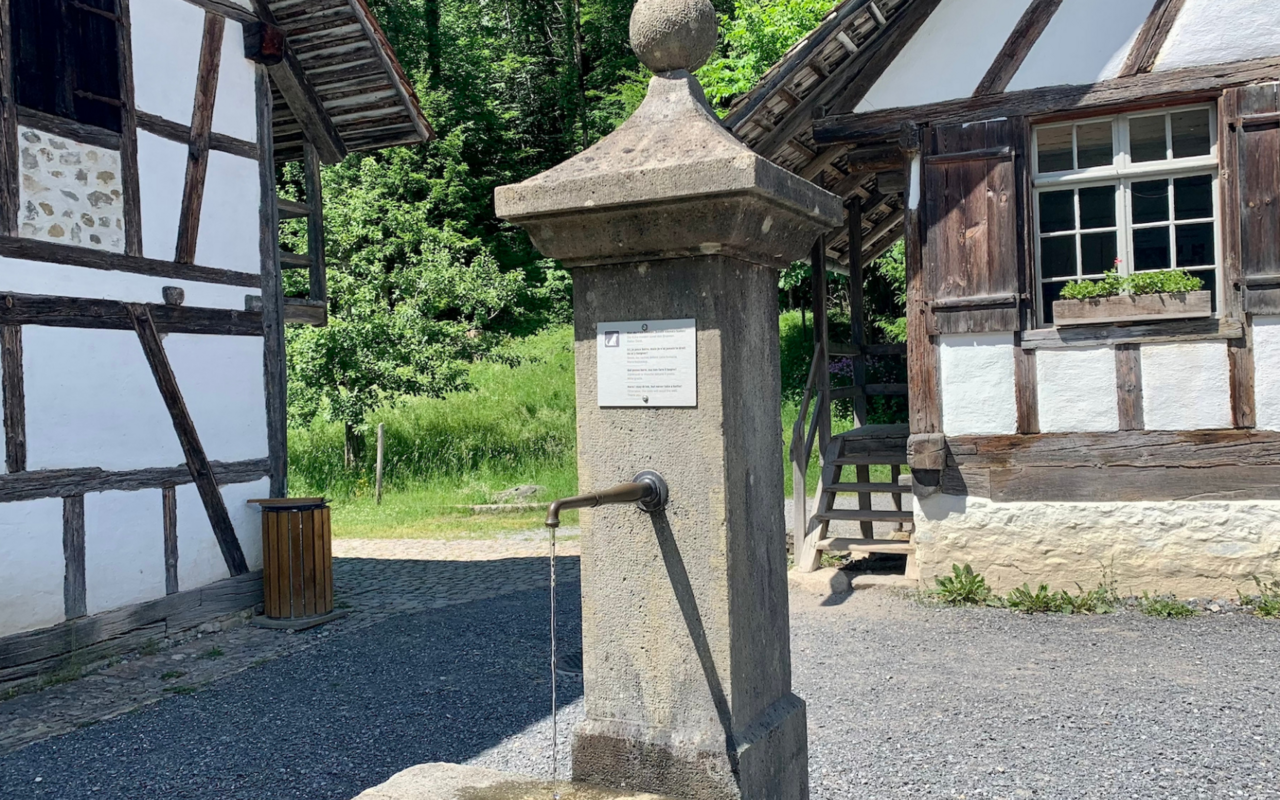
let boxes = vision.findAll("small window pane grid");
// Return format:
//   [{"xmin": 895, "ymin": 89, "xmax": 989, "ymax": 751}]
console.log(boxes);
[{"xmin": 1032, "ymin": 106, "xmax": 1220, "ymax": 325}]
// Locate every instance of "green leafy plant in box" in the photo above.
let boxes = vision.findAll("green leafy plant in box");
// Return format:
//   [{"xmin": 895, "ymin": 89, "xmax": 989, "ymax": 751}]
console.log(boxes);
[{"xmin": 1059, "ymin": 269, "xmax": 1203, "ymax": 301}]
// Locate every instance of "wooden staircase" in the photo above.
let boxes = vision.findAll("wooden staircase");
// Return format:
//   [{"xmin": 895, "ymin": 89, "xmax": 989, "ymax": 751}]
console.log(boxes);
[
  {"xmin": 795, "ymin": 424, "xmax": 916, "ymax": 575},
  {"xmin": 789, "ymin": 228, "xmax": 914, "ymax": 578}
]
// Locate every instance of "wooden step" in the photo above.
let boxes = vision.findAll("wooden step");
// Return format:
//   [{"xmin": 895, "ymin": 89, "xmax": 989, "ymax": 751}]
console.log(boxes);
[
  {"xmin": 815, "ymin": 538, "xmax": 915, "ymax": 554},
  {"xmin": 816, "ymin": 509, "xmax": 914, "ymax": 523},
  {"xmin": 826, "ymin": 482, "xmax": 910, "ymax": 494},
  {"xmin": 832, "ymin": 454, "xmax": 908, "ymax": 466},
  {"xmin": 280, "ymin": 251, "xmax": 313, "ymax": 269},
  {"xmin": 277, "ymin": 198, "xmax": 312, "ymax": 220}
]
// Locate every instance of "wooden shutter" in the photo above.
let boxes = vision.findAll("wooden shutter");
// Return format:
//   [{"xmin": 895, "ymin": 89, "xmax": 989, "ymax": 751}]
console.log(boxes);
[
  {"xmin": 1228, "ymin": 82, "xmax": 1280, "ymax": 314},
  {"xmin": 920, "ymin": 119, "xmax": 1024, "ymax": 333}
]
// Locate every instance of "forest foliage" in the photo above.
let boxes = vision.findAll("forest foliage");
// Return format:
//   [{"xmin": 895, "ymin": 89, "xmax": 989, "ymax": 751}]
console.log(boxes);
[{"xmin": 282, "ymin": 0, "xmax": 903, "ymax": 460}]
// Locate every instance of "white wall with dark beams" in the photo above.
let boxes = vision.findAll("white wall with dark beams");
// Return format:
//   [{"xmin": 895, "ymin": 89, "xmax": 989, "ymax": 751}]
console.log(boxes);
[{"xmin": 0, "ymin": 0, "xmax": 275, "ymax": 646}]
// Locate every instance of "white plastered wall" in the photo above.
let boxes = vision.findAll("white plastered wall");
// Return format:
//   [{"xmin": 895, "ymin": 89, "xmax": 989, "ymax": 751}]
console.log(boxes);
[
  {"xmin": 1141, "ymin": 341, "xmax": 1231, "ymax": 431},
  {"xmin": 130, "ymin": 0, "xmax": 206, "ymax": 125},
  {"xmin": 1253, "ymin": 316, "xmax": 1280, "ymax": 431},
  {"xmin": 195, "ymin": 152, "xmax": 262, "ymax": 274},
  {"xmin": 0, "ymin": 499, "xmax": 66, "ymax": 638},
  {"xmin": 1155, "ymin": 0, "xmax": 1280, "ymax": 73},
  {"xmin": 1005, "ymin": 0, "xmax": 1152, "ymax": 92},
  {"xmin": 0, "ymin": 256, "xmax": 258, "ymax": 310},
  {"xmin": 166, "ymin": 334, "xmax": 269, "ymax": 463},
  {"xmin": 175, "ymin": 478, "xmax": 268, "ymax": 592},
  {"xmin": 212, "ymin": 20, "xmax": 259, "ymax": 143},
  {"xmin": 136, "ymin": 130, "xmax": 188, "ymax": 263},
  {"xmin": 856, "ymin": 0, "xmax": 1033, "ymax": 112},
  {"xmin": 22, "ymin": 327, "xmax": 183, "ymax": 472},
  {"xmin": 939, "ymin": 333, "xmax": 1018, "ymax": 435},
  {"xmin": 915, "ymin": 492, "xmax": 1280, "ymax": 598},
  {"xmin": 1036, "ymin": 347, "xmax": 1118, "ymax": 433},
  {"xmin": 85, "ymin": 489, "xmax": 168, "ymax": 615}
]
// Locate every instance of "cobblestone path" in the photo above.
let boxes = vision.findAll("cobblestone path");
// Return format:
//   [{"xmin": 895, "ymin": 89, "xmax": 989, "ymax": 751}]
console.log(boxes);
[{"xmin": 0, "ymin": 533, "xmax": 580, "ymax": 755}]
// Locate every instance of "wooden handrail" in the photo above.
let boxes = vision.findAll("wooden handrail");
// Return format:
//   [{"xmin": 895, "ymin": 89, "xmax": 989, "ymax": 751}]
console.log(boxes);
[{"xmin": 791, "ymin": 338, "xmax": 829, "ymax": 556}]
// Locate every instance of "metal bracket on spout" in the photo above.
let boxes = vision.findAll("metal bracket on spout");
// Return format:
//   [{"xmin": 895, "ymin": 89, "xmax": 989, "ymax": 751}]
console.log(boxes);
[{"xmin": 545, "ymin": 470, "xmax": 670, "ymax": 528}]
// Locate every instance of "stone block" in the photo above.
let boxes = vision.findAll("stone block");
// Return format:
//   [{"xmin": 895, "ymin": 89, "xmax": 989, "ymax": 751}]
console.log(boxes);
[
  {"xmin": 787, "ymin": 567, "xmax": 852, "ymax": 596},
  {"xmin": 351, "ymin": 763, "xmax": 678, "ymax": 800}
]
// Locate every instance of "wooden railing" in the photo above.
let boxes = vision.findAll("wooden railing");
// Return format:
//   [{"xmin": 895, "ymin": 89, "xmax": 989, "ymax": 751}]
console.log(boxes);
[{"xmin": 790, "ymin": 338, "xmax": 830, "ymax": 556}]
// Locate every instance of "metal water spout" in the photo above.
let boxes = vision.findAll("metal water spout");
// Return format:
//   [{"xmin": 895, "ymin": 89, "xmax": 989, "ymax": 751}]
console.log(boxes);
[{"xmin": 542, "ymin": 471, "xmax": 669, "ymax": 795}]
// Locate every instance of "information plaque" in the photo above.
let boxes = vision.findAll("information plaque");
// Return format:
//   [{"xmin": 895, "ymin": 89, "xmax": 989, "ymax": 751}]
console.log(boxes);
[{"xmin": 597, "ymin": 319, "xmax": 697, "ymax": 407}]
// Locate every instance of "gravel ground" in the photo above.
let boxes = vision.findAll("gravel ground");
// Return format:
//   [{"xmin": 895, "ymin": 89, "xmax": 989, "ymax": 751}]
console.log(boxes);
[{"xmin": 2, "ymin": 575, "xmax": 1278, "ymax": 800}]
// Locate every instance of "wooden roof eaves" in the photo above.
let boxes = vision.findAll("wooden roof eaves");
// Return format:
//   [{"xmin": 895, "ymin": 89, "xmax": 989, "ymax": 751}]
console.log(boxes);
[
  {"xmin": 723, "ymin": 0, "xmax": 878, "ymax": 130},
  {"xmin": 343, "ymin": 0, "xmax": 435, "ymax": 145}
]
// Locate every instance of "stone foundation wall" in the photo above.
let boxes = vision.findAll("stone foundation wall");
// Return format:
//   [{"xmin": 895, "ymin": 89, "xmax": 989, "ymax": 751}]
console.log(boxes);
[
  {"xmin": 18, "ymin": 126, "xmax": 126, "ymax": 253},
  {"xmin": 915, "ymin": 493, "xmax": 1280, "ymax": 598}
]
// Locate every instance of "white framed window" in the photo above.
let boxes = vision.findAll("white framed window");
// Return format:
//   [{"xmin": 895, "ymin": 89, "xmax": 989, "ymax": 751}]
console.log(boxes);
[{"xmin": 1032, "ymin": 104, "xmax": 1221, "ymax": 325}]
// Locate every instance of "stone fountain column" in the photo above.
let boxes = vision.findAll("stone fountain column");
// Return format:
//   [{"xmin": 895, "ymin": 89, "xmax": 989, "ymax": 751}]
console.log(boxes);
[{"xmin": 494, "ymin": 2, "xmax": 843, "ymax": 798}]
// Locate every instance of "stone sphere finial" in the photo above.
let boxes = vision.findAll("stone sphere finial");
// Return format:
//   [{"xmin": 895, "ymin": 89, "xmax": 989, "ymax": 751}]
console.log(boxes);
[{"xmin": 630, "ymin": 0, "xmax": 718, "ymax": 74}]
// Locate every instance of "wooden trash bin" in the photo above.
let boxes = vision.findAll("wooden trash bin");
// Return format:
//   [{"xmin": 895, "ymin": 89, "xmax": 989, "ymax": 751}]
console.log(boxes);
[{"xmin": 249, "ymin": 498, "xmax": 346, "ymax": 629}]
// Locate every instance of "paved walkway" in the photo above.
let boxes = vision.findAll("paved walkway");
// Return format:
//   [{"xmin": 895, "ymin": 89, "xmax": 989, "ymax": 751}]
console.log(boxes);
[
  {"xmin": 2, "ymin": 568, "xmax": 1277, "ymax": 799},
  {"xmin": 0, "ymin": 533, "xmax": 578, "ymax": 756}
]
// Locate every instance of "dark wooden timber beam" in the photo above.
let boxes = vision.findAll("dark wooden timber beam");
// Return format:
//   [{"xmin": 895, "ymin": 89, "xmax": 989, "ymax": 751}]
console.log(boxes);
[
  {"xmin": 2, "ymin": 325, "xmax": 24, "ymax": 472},
  {"xmin": 249, "ymin": 1, "xmax": 347, "ymax": 164},
  {"xmin": 815, "ymin": 55, "xmax": 1280, "ymax": 146},
  {"xmin": 0, "ymin": 0, "xmax": 18, "ymax": 237},
  {"xmin": 973, "ymin": 0, "xmax": 1063, "ymax": 96},
  {"xmin": 117, "ymin": 0, "xmax": 144, "ymax": 256},
  {"xmin": 0, "ymin": 237, "xmax": 260, "ymax": 287},
  {"xmin": 128, "ymin": 304, "xmax": 248, "ymax": 577},
  {"xmin": 63, "ymin": 496, "xmax": 87, "ymax": 619},
  {"xmin": 163, "ymin": 486, "xmax": 179, "ymax": 595},
  {"xmin": 1120, "ymin": 0, "xmax": 1188, "ymax": 77},
  {"xmin": 180, "ymin": 0, "xmax": 259, "ymax": 25},
  {"xmin": 0, "ymin": 458, "xmax": 268, "ymax": 504},
  {"xmin": 0, "ymin": 293, "xmax": 264, "ymax": 336},
  {"xmin": 1115, "ymin": 344, "xmax": 1145, "ymax": 431},
  {"xmin": 137, "ymin": 111, "xmax": 259, "ymax": 161},
  {"xmin": 176, "ymin": 13, "xmax": 226, "ymax": 265},
  {"xmin": 257, "ymin": 65, "xmax": 289, "ymax": 498}
]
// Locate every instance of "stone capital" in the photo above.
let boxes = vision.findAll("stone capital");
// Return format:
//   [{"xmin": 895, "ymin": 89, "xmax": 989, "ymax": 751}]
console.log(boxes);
[{"xmin": 495, "ymin": 73, "xmax": 843, "ymax": 269}]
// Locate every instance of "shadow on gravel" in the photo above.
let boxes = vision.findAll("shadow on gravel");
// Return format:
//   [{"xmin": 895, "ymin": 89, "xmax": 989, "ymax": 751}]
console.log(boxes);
[{"xmin": 0, "ymin": 558, "xmax": 582, "ymax": 800}]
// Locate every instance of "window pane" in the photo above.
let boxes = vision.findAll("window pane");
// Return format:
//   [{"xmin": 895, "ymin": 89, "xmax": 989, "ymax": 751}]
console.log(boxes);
[
  {"xmin": 1176, "ymin": 223, "xmax": 1215, "ymax": 267},
  {"xmin": 1130, "ymin": 115, "xmax": 1168, "ymax": 162},
  {"xmin": 1040, "ymin": 235, "xmax": 1078, "ymax": 279},
  {"xmin": 1079, "ymin": 186, "xmax": 1116, "ymax": 229},
  {"xmin": 1187, "ymin": 269, "xmax": 1217, "ymax": 308},
  {"xmin": 1131, "ymin": 179, "xmax": 1170, "ymax": 225},
  {"xmin": 1038, "ymin": 126, "xmax": 1074, "ymax": 172},
  {"xmin": 1171, "ymin": 109, "xmax": 1211, "ymax": 158},
  {"xmin": 1081, "ymin": 232, "xmax": 1117, "ymax": 276},
  {"xmin": 1174, "ymin": 174, "xmax": 1214, "ymax": 220},
  {"xmin": 1041, "ymin": 281, "xmax": 1069, "ymax": 324},
  {"xmin": 1039, "ymin": 191, "xmax": 1075, "ymax": 233},
  {"xmin": 1076, "ymin": 122, "xmax": 1114, "ymax": 168},
  {"xmin": 1134, "ymin": 227, "xmax": 1171, "ymax": 270}
]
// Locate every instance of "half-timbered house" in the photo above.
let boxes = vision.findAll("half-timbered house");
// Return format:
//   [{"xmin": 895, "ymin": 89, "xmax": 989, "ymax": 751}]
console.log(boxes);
[
  {"xmin": 0, "ymin": 0, "xmax": 431, "ymax": 682},
  {"xmin": 749, "ymin": 0, "xmax": 1280, "ymax": 595}
]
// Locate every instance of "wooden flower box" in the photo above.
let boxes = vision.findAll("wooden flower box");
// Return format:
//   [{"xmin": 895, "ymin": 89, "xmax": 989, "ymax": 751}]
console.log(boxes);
[{"xmin": 1053, "ymin": 290, "xmax": 1213, "ymax": 327}]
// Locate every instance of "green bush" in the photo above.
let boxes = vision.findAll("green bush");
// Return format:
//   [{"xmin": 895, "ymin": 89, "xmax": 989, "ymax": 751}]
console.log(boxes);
[
  {"xmin": 1004, "ymin": 583, "xmax": 1069, "ymax": 614},
  {"xmin": 1059, "ymin": 269, "xmax": 1203, "ymax": 300}
]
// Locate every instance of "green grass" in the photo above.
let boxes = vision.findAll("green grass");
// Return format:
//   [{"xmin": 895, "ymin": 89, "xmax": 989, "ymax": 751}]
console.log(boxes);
[
  {"xmin": 292, "ymin": 318, "xmax": 904, "ymax": 540},
  {"xmin": 1137, "ymin": 593, "xmax": 1197, "ymax": 619}
]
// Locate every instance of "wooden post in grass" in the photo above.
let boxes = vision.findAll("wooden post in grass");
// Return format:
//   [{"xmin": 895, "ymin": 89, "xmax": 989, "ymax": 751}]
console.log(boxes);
[{"xmin": 375, "ymin": 423, "xmax": 385, "ymax": 505}]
